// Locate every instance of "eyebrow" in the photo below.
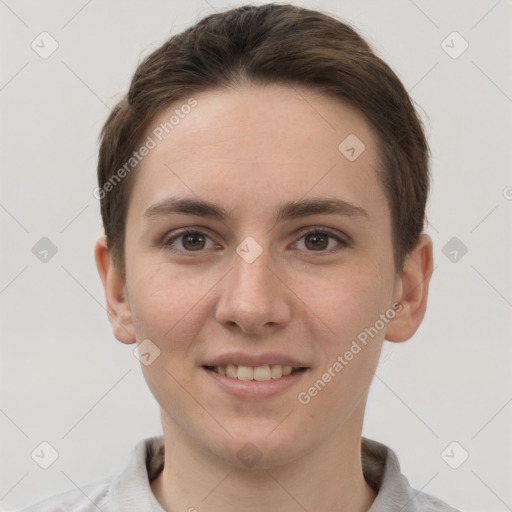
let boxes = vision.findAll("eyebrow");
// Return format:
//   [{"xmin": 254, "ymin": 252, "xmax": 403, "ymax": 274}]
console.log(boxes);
[{"xmin": 143, "ymin": 196, "xmax": 369, "ymax": 223}]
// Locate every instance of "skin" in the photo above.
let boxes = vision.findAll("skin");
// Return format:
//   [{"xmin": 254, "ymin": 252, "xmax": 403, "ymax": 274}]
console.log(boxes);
[{"xmin": 95, "ymin": 83, "xmax": 433, "ymax": 512}]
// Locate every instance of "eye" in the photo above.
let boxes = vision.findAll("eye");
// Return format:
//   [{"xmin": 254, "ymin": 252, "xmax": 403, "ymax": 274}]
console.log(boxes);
[
  {"xmin": 294, "ymin": 228, "xmax": 349, "ymax": 252},
  {"xmin": 162, "ymin": 229, "xmax": 218, "ymax": 253}
]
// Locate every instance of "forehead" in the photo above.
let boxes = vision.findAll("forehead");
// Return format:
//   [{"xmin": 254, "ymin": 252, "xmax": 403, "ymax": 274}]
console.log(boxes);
[{"xmin": 127, "ymin": 83, "xmax": 388, "ymax": 228}]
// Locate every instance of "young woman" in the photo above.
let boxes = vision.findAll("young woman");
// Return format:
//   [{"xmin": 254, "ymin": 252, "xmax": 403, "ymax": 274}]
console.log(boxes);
[{"xmin": 21, "ymin": 4, "xmax": 458, "ymax": 511}]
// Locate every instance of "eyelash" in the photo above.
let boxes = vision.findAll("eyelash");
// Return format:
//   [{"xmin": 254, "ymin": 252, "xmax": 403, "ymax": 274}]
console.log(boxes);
[{"xmin": 161, "ymin": 227, "xmax": 350, "ymax": 255}]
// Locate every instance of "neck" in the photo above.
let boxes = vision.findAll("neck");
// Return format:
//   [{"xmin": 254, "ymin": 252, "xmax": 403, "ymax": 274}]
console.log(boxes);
[{"xmin": 151, "ymin": 411, "xmax": 377, "ymax": 512}]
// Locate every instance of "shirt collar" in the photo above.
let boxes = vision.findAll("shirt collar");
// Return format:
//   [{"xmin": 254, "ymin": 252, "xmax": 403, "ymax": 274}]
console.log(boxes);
[
  {"xmin": 108, "ymin": 435, "xmax": 165, "ymax": 510},
  {"xmin": 107, "ymin": 435, "xmax": 423, "ymax": 511},
  {"xmin": 363, "ymin": 437, "xmax": 424, "ymax": 511}
]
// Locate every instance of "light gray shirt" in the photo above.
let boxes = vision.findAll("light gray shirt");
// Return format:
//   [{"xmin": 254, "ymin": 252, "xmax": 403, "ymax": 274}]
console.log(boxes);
[{"xmin": 19, "ymin": 436, "xmax": 460, "ymax": 511}]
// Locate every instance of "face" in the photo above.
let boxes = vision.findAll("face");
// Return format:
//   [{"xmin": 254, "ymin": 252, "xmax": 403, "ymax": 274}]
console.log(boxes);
[{"xmin": 119, "ymin": 83, "xmax": 403, "ymax": 467}]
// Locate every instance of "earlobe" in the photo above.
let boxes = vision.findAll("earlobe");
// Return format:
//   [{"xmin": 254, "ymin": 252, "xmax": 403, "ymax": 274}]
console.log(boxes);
[
  {"xmin": 385, "ymin": 234, "xmax": 434, "ymax": 343},
  {"xmin": 94, "ymin": 236, "xmax": 136, "ymax": 345}
]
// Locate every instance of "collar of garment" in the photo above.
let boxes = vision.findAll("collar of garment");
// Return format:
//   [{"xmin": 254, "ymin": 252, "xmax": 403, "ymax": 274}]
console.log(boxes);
[{"xmin": 106, "ymin": 435, "xmax": 449, "ymax": 512}]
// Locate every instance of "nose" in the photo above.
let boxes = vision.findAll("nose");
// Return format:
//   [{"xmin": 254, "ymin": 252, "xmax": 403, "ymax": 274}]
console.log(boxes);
[{"xmin": 215, "ymin": 248, "xmax": 292, "ymax": 335}]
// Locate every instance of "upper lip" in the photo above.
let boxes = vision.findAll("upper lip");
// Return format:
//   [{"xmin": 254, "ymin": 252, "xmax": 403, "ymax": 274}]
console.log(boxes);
[{"xmin": 202, "ymin": 353, "xmax": 308, "ymax": 368}]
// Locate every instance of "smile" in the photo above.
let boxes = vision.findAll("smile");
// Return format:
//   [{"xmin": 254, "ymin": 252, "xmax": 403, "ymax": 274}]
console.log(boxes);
[{"xmin": 204, "ymin": 364, "xmax": 306, "ymax": 381}]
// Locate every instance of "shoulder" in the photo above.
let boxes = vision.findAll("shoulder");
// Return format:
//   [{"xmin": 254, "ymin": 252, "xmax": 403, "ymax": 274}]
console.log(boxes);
[
  {"xmin": 411, "ymin": 489, "xmax": 462, "ymax": 511},
  {"xmin": 16, "ymin": 435, "xmax": 165, "ymax": 512},
  {"xmin": 362, "ymin": 437, "xmax": 462, "ymax": 512},
  {"xmin": 17, "ymin": 476, "xmax": 113, "ymax": 512}
]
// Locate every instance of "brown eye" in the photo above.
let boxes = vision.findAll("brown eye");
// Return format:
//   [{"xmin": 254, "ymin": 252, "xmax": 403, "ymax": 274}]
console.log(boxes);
[
  {"xmin": 295, "ymin": 228, "xmax": 348, "ymax": 252},
  {"xmin": 182, "ymin": 232, "xmax": 206, "ymax": 251},
  {"xmin": 163, "ymin": 229, "xmax": 217, "ymax": 253},
  {"xmin": 304, "ymin": 232, "xmax": 330, "ymax": 251}
]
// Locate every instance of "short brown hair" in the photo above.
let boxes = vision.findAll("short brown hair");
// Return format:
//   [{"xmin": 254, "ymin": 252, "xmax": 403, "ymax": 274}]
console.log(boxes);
[{"xmin": 97, "ymin": 3, "xmax": 430, "ymax": 278}]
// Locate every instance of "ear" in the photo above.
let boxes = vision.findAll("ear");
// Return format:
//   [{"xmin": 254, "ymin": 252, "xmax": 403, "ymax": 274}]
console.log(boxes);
[
  {"xmin": 385, "ymin": 234, "xmax": 434, "ymax": 343},
  {"xmin": 94, "ymin": 235, "xmax": 136, "ymax": 344}
]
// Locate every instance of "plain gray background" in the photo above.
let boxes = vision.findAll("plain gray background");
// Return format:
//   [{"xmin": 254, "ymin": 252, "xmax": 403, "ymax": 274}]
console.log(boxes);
[{"xmin": 1, "ymin": 1, "xmax": 511, "ymax": 511}]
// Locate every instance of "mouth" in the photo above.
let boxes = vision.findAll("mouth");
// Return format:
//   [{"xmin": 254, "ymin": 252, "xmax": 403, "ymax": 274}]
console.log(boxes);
[{"xmin": 203, "ymin": 364, "xmax": 308, "ymax": 381}]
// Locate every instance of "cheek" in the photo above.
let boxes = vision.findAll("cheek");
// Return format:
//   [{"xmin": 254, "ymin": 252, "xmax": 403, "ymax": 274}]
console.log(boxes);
[
  {"xmin": 126, "ymin": 259, "xmax": 199, "ymax": 342},
  {"xmin": 126, "ymin": 258, "xmax": 228, "ymax": 363},
  {"xmin": 127, "ymin": 265, "xmax": 207, "ymax": 406},
  {"xmin": 296, "ymin": 268, "xmax": 388, "ymax": 423},
  {"xmin": 305, "ymin": 262, "xmax": 393, "ymax": 347}
]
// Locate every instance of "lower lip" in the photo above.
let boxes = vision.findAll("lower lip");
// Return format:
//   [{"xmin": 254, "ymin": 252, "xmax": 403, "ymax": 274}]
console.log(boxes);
[{"xmin": 202, "ymin": 367, "xmax": 309, "ymax": 399}]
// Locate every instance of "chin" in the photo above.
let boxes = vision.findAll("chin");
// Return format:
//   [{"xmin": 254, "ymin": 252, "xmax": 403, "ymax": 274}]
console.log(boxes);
[{"xmin": 207, "ymin": 427, "xmax": 310, "ymax": 470}]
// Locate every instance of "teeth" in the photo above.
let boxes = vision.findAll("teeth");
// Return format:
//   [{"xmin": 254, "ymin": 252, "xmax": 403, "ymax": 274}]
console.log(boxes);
[
  {"xmin": 211, "ymin": 364, "xmax": 301, "ymax": 381},
  {"xmin": 253, "ymin": 365, "xmax": 271, "ymax": 381},
  {"xmin": 270, "ymin": 365, "xmax": 283, "ymax": 379},
  {"xmin": 237, "ymin": 365, "xmax": 254, "ymax": 381},
  {"xmin": 226, "ymin": 364, "xmax": 237, "ymax": 379}
]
